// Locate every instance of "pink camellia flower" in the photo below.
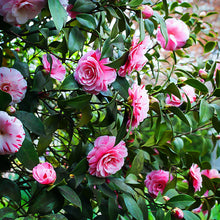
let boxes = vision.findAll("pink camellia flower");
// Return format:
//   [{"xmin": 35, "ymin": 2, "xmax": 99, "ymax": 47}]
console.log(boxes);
[
  {"xmin": 144, "ymin": 170, "xmax": 173, "ymax": 198},
  {"xmin": 67, "ymin": 4, "xmax": 81, "ymax": 19},
  {"xmin": 157, "ymin": 18, "xmax": 190, "ymax": 51},
  {"xmin": 201, "ymin": 169, "xmax": 220, "ymax": 179},
  {"xmin": 189, "ymin": 164, "xmax": 202, "ymax": 192},
  {"xmin": 118, "ymin": 36, "xmax": 148, "ymax": 77},
  {"xmin": 193, "ymin": 204, "xmax": 208, "ymax": 215},
  {"xmin": 0, "ymin": 67, "xmax": 27, "ymax": 104},
  {"xmin": 32, "ymin": 162, "xmax": 56, "ymax": 185},
  {"xmin": 42, "ymin": 54, "xmax": 66, "ymax": 81},
  {"xmin": 0, "ymin": 111, "xmax": 25, "ymax": 155},
  {"xmin": 166, "ymin": 85, "xmax": 196, "ymax": 107},
  {"xmin": 74, "ymin": 50, "xmax": 117, "ymax": 94},
  {"xmin": 87, "ymin": 136, "xmax": 128, "ymax": 177},
  {"xmin": 139, "ymin": 5, "xmax": 154, "ymax": 19},
  {"xmin": 127, "ymin": 83, "xmax": 149, "ymax": 129},
  {"xmin": 173, "ymin": 207, "xmax": 184, "ymax": 219},
  {"xmin": 0, "ymin": 0, "xmax": 46, "ymax": 25}
]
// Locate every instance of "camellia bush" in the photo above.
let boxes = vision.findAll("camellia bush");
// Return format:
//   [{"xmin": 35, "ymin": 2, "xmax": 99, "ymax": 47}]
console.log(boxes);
[{"xmin": 0, "ymin": 0, "xmax": 220, "ymax": 219}]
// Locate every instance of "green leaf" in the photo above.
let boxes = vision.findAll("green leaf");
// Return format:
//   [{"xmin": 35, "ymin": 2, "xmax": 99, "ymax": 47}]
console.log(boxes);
[
  {"xmin": 180, "ymin": 2, "xmax": 192, "ymax": 8},
  {"xmin": 182, "ymin": 210, "xmax": 200, "ymax": 220},
  {"xmin": 204, "ymin": 41, "xmax": 216, "ymax": 53},
  {"xmin": 86, "ymin": 174, "xmax": 105, "ymax": 185},
  {"xmin": 101, "ymin": 37, "xmax": 113, "ymax": 59},
  {"xmin": 0, "ymin": 178, "xmax": 21, "ymax": 204},
  {"xmin": 108, "ymin": 197, "xmax": 119, "ymax": 220},
  {"xmin": 72, "ymin": 158, "xmax": 88, "ymax": 176},
  {"xmin": 162, "ymin": 0, "xmax": 168, "ymax": 18},
  {"xmin": 58, "ymin": 185, "xmax": 82, "ymax": 210},
  {"xmin": 40, "ymin": 214, "xmax": 68, "ymax": 220},
  {"xmin": 105, "ymin": 51, "xmax": 129, "ymax": 69},
  {"xmin": 37, "ymin": 134, "xmax": 53, "ymax": 156},
  {"xmin": 0, "ymin": 90, "xmax": 12, "ymax": 110},
  {"xmin": 199, "ymin": 99, "xmax": 214, "ymax": 123},
  {"xmin": 105, "ymin": 7, "xmax": 120, "ymax": 19},
  {"xmin": 0, "ymin": 207, "xmax": 18, "ymax": 219},
  {"xmin": 157, "ymin": 130, "xmax": 173, "ymax": 146},
  {"xmin": 16, "ymin": 139, "xmax": 39, "ymax": 170},
  {"xmin": 212, "ymin": 116, "xmax": 220, "ymax": 133},
  {"xmin": 68, "ymin": 26, "xmax": 86, "ymax": 55},
  {"xmin": 15, "ymin": 111, "xmax": 45, "ymax": 135},
  {"xmin": 76, "ymin": 14, "xmax": 96, "ymax": 30},
  {"xmin": 72, "ymin": 0, "xmax": 97, "ymax": 13},
  {"xmin": 48, "ymin": 0, "xmax": 67, "ymax": 31},
  {"xmin": 168, "ymin": 106, "xmax": 190, "ymax": 126},
  {"xmin": 29, "ymin": 189, "xmax": 64, "ymax": 215},
  {"xmin": 13, "ymin": 60, "xmax": 29, "ymax": 78},
  {"xmin": 128, "ymin": 0, "xmax": 143, "ymax": 7},
  {"xmin": 122, "ymin": 194, "xmax": 144, "ymax": 220},
  {"xmin": 58, "ymin": 94, "xmax": 91, "ymax": 110},
  {"xmin": 112, "ymin": 76, "xmax": 129, "ymax": 99},
  {"xmin": 60, "ymin": 74, "xmax": 79, "ymax": 90},
  {"xmin": 144, "ymin": 20, "xmax": 155, "ymax": 36},
  {"xmin": 166, "ymin": 194, "xmax": 195, "ymax": 209},
  {"xmin": 165, "ymin": 82, "xmax": 181, "ymax": 99},
  {"xmin": 129, "ymin": 150, "xmax": 145, "ymax": 175},
  {"xmin": 184, "ymin": 78, "xmax": 208, "ymax": 94},
  {"xmin": 139, "ymin": 14, "xmax": 145, "ymax": 42}
]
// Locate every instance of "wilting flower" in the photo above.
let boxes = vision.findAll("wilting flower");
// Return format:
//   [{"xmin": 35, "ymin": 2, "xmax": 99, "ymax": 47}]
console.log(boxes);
[
  {"xmin": 127, "ymin": 83, "xmax": 149, "ymax": 129},
  {"xmin": 145, "ymin": 170, "xmax": 173, "ymax": 198},
  {"xmin": 32, "ymin": 162, "xmax": 56, "ymax": 185},
  {"xmin": 0, "ymin": 67, "xmax": 27, "ymax": 104},
  {"xmin": 87, "ymin": 136, "xmax": 128, "ymax": 177},
  {"xmin": 173, "ymin": 207, "xmax": 184, "ymax": 219},
  {"xmin": 0, "ymin": 111, "xmax": 25, "ymax": 155},
  {"xmin": 157, "ymin": 18, "xmax": 189, "ymax": 51},
  {"xmin": 189, "ymin": 164, "xmax": 202, "ymax": 192},
  {"xmin": 42, "ymin": 54, "xmax": 66, "ymax": 81},
  {"xmin": 74, "ymin": 50, "xmax": 116, "ymax": 94},
  {"xmin": 0, "ymin": 0, "xmax": 46, "ymax": 25},
  {"xmin": 139, "ymin": 5, "xmax": 154, "ymax": 19},
  {"xmin": 118, "ymin": 36, "xmax": 148, "ymax": 77},
  {"xmin": 201, "ymin": 169, "xmax": 220, "ymax": 179}
]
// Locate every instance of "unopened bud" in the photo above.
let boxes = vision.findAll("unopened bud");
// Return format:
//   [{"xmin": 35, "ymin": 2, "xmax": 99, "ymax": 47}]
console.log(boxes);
[
  {"xmin": 199, "ymin": 11, "xmax": 206, "ymax": 17},
  {"xmin": 178, "ymin": 77, "xmax": 187, "ymax": 83},
  {"xmin": 6, "ymin": 106, "xmax": 16, "ymax": 114},
  {"xmin": 138, "ymin": 5, "xmax": 154, "ymax": 19},
  {"xmin": 173, "ymin": 207, "xmax": 184, "ymax": 219},
  {"xmin": 163, "ymin": 196, "xmax": 170, "ymax": 202},
  {"xmin": 198, "ymin": 69, "xmax": 208, "ymax": 79}
]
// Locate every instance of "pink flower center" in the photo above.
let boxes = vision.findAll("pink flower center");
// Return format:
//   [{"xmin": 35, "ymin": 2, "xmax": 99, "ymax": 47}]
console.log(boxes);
[{"xmin": 1, "ymin": 83, "xmax": 10, "ymax": 92}]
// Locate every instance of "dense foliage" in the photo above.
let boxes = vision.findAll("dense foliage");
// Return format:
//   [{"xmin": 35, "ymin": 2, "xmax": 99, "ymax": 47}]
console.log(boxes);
[{"xmin": 0, "ymin": 0, "xmax": 220, "ymax": 219}]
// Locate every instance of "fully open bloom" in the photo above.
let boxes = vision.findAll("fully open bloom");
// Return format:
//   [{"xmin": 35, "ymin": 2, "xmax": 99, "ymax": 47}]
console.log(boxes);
[
  {"xmin": 87, "ymin": 136, "xmax": 128, "ymax": 177},
  {"xmin": 139, "ymin": 5, "xmax": 154, "ymax": 19},
  {"xmin": 127, "ymin": 83, "xmax": 149, "ymax": 129},
  {"xmin": 118, "ymin": 36, "xmax": 148, "ymax": 77},
  {"xmin": 189, "ymin": 164, "xmax": 202, "ymax": 192},
  {"xmin": 42, "ymin": 54, "xmax": 66, "ymax": 81},
  {"xmin": 74, "ymin": 50, "xmax": 116, "ymax": 94},
  {"xmin": 32, "ymin": 162, "xmax": 56, "ymax": 185},
  {"xmin": 201, "ymin": 169, "xmax": 220, "ymax": 179},
  {"xmin": 166, "ymin": 85, "xmax": 196, "ymax": 107},
  {"xmin": 0, "ymin": 111, "xmax": 25, "ymax": 155},
  {"xmin": 0, "ymin": 0, "xmax": 46, "ymax": 25},
  {"xmin": 0, "ymin": 67, "xmax": 27, "ymax": 104},
  {"xmin": 144, "ymin": 170, "xmax": 173, "ymax": 198},
  {"xmin": 157, "ymin": 18, "xmax": 190, "ymax": 51}
]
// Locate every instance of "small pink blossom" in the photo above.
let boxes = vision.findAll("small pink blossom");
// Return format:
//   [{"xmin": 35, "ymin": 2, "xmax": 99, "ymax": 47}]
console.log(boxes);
[
  {"xmin": 42, "ymin": 54, "xmax": 66, "ymax": 81},
  {"xmin": 201, "ymin": 169, "xmax": 220, "ymax": 179},
  {"xmin": 67, "ymin": 4, "xmax": 80, "ymax": 19},
  {"xmin": 118, "ymin": 36, "xmax": 148, "ymax": 77},
  {"xmin": 193, "ymin": 204, "xmax": 208, "ymax": 215},
  {"xmin": 127, "ymin": 83, "xmax": 149, "ymax": 129},
  {"xmin": 173, "ymin": 207, "xmax": 184, "ymax": 219},
  {"xmin": 189, "ymin": 164, "xmax": 202, "ymax": 192},
  {"xmin": 74, "ymin": 50, "xmax": 116, "ymax": 94},
  {"xmin": 199, "ymin": 69, "xmax": 208, "ymax": 79},
  {"xmin": 0, "ymin": 111, "xmax": 25, "ymax": 155},
  {"xmin": 0, "ymin": 67, "xmax": 27, "ymax": 104},
  {"xmin": 32, "ymin": 162, "xmax": 56, "ymax": 185},
  {"xmin": 144, "ymin": 170, "xmax": 173, "ymax": 198},
  {"xmin": 87, "ymin": 136, "xmax": 128, "ymax": 177},
  {"xmin": 139, "ymin": 5, "xmax": 154, "ymax": 19},
  {"xmin": 0, "ymin": 0, "xmax": 46, "ymax": 25},
  {"xmin": 157, "ymin": 18, "xmax": 190, "ymax": 51}
]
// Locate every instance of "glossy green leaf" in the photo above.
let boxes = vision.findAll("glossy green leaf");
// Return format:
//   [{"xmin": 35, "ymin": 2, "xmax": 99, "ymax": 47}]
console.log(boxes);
[
  {"xmin": 48, "ymin": 0, "xmax": 67, "ymax": 31},
  {"xmin": 168, "ymin": 106, "xmax": 190, "ymax": 126},
  {"xmin": 166, "ymin": 194, "xmax": 195, "ymax": 209},
  {"xmin": 0, "ymin": 178, "xmax": 21, "ymax": 204},
  {"xmin": 129, "ymin": 150, "xmax": 145, "ymax": 175},
  {"xmin": 13, "ymin": 60, "xmax": 29, "ymax": 78},
  {"xmin": 15, "ymin": 111, "xmax": 45, "ymax": 135},
  {"xmin": 180, "ymin": 2, "xmax": 192, "ymax": 8},
  {"xmin": 162, "ymin": 0, "xmax": 168, "ymax": 18},
  {"xmin": 58, "ymin": 185, "xmax": 82, "ymax": 210},
  {"xmin": 108, "ymin": 197, "xmax": 118, "ymax": 220},
  {"xmin": 128, "ymin": 0, "xmax": 143, "ymax": 7},
  {"xmin": 105, "ymin": 51, "xmax": 129, "ymax": 69},
  {"xmin": 16, "ymin": 139, "xmax": 39, "ymax": 170},
  {"xmin": 165, "ymin": 82, "xmax": 181, "ymax": 99},
  {"xmin": 122, "ymin": 194, "xmax": 143, "ymax": 220},
  {"xmin": 0, "ymin": 90, "xmax": 12, "ymax": 111},
  {"xmin": 72, "ymin": 0, "xmax": 97, "ymax": 12},
  {"xmin": 60, "ymin": 74, "xmax": 79, "ymax": 90},
  {"xmin": 144, "ymin": 19, "xmax": 154, "ymax": 36},
  {"xmin": 199, "ymin": 99, "xmax": 214, "ymax": 123},
  {"xmin": 0, "ymin": 207, "xmax": 18, "ymax": 219},
  {"xmin": 112, "ymin": 76, "xmax": 129, "ymax": 99},
  {"xmin": 204, "ymin": 41, "xmax": 216, "ymax": 53},
  {"xmin": 101, "ymin": 37, "xmax": 113, "ymax": 59},
  {"xmin": 76, "ymin": 14, "xmax": 96, "ymax": 30},
  {"xmin": 184, "ymin": 78, "xmax": 208, "ymax": 94},
  {"xmin": 182, "ymin": 210, "xmax": 200, "ymax": 220}
]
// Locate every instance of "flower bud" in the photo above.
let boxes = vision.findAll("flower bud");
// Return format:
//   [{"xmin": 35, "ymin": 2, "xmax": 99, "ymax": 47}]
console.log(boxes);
[
  {"xmin": 6, "ymin": 106, "xmax": 16, "ymax": 114},
  {"xmin": 163, "ymin": 196, "xmax": 170, "ymax": 202},
  {"xmin": 178, "ymin": 77, "xmax": 187, "ymax": 83},
  {"xmin": 199, "ymin": 11, "xmax": 207, "ymax": 17},
  {"xmin": 198, "ymin": 69, "xmax": 208, "ymax": 79},
  {"xmin": 173, "ymin": 207, "xmax": 184, "ymax": 219},
  {"xmin": 138, "ymin": 5, "xmax": 154, "ymax": 19}
]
